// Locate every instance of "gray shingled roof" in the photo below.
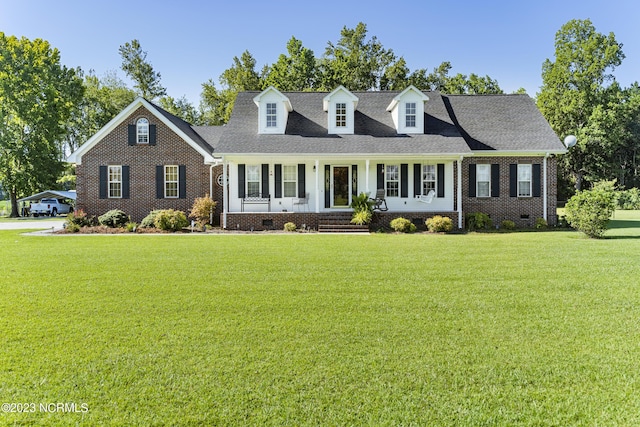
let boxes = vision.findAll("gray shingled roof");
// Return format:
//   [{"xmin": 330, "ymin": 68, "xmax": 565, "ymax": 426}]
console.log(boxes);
[{"xmin": 212, "ymin": 90, "xmax": 564, "ymax": 156}]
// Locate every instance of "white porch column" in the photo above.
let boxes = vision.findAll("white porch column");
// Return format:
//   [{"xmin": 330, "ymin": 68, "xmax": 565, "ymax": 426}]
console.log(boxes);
[
  {"xmin": 457, "ymin": 156, "xmax": 463, "ymax": 229},
  {"xmin": 222, "ymin": 158, "xmax": 228, "ymax": 229},
  {"xmin": 543, "ymin": 153, "xmax": 549, "ymax": 221},
  {"xmin": 315, "ymin": 159, "xmax": 320, "ymax": 213},
  {"xmin": 365, "ymin": 159, "xmax": 370, "ymax": 194}
]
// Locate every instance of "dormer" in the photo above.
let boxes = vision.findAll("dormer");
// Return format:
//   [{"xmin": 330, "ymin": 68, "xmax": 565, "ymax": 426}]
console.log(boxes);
[
  {"xmin": 323, "ymin": 86, "xmax": 359, "ymax": 135},
  {"xmin": 386, "ymin": 85, "xmax": 429, "ymax": 134},
  {"xmin": 253, "ymin": 86, "xmax": 293, "ymax": 134}
]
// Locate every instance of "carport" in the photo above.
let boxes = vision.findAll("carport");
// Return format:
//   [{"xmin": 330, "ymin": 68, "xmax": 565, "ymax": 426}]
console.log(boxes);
[{"xmin": 17, "ymin": 190, "xmax": 76, "ymax": 216}]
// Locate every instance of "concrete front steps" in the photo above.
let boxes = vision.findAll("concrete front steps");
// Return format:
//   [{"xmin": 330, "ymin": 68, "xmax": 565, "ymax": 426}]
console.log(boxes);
[{"xmin": 317, "ymin": 213, "xmax": 370, "ymax": 233}]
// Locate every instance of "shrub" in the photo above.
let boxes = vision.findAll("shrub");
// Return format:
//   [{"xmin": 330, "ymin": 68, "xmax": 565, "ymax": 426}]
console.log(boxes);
[
  {"xmin": 350, "ymin": 192, "xmax": 374, "ymax": 225},
  {"xmin": 65, "ymin": 223, "xmax": 80, "ymax": 233},
  {"xmin": 565, "ymin": 181, "xmax": 616, "ymax": 238},
  {"xmin": 66, "ymin": 209, "xmax": 93, "ymax": 227},
  {"xmin": 154, "ymin": 209, "xmax": 189, "ymax": 232},
  {"xmin": 617, "ymin": 188, "xmax": 640, "ymax": 210},
  {"xmin": 98, "ymin": 209, "xmax": 129, "ymax": 228},
  {"xmin": 283, "ymin": 222, "xmax": 297, "ymax": 232},
  {"xmin": 125, "ymin": 222, "xmax": 137, "ymax": 232},
  {"xmin": 500, "ymin": 220, "xmax": 516, "ymax": 230},
  {"xmin": 426, "ymin": 215, "xmax": 453, "ymax": 232},
  {"xmin": 390, "ymin": 217, "xmax": 417, "ymax": 233},
  {"xmin": 189, "ymin": 194, "xmax": 217, "ymax": 226},
  {"xmin": 140, "ymin": 210, "xmax": 163, "ymax": 228},
  {"xmin": 535, "ymin": 218, "xmax": 548, "ymax": 229},
  {"xmin": 466, "ymin": 212, "xmax": 493, "ymax": 231},
  {"xmin": 350, "ymin": 210, "xmax": 372, "ymax": 226}
]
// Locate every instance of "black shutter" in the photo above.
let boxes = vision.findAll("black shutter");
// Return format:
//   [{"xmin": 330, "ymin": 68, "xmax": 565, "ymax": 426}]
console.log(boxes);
[
  {"xmin": 468, "ymin": 164, "xmax": 476, "ymax": 198},
  {"xmin": 533, "ymin": 164, "xmax": 541, "ymax": 197},
  {"xmin": 237, "ymin": 164, "xmax": 245, "ymax": 198},
  {"xmin": 400, "ymin": 164, "xmax": 408, "ymax": 198},
  {"xmin": 352, "ymin": 165, "xmax": 358, "ymax": 197},
  {"xmin": 509, "ymin": 164, "xmax": 518, "ymax": 198},
  {"xmin": 122, "ymin": 165, "xmax": 130, "ymax": 199},
  {"xmin": 149, "ymin": 124, "xmax": 157, "ymax": 146},
  {"xmin": 274, "ymin": 164, "xmax": 282, "ymax": 198},
  {"xmin": 179, "ymin": 165, "xmax": 186, "ymax": 199},
  {"xmin": 437, "ymin": 163, "xmax": 445, "ymax": 198},
  {"xmin": 128, "ymin": 125, "xmax": 136, "ymax": 145},
  {"xmin": 413, "ymin": 164, "xmax": 421, "ymax": 196},
  {"xmin": 324, "ymin": 165, "xmax": 330, "ymax": 208},
  {"xmin": 377, "ymin": 164, "xmax": 384, "ymax": 190},
  {"xmin": 491, "ymin": 164, "xmax": 500, "ymax": 197},
  {"xmin": 298, "ymin": 164, "xmax": 306, "ymax": 198},
  {"xmin": 99, "ymin": 166, "xmax": 108, "ymax": 199},
  {"xmin": 261, "ymin": 164, "xmax": 269, "ymax": 197},
  {"xmin": 156, "ymin": 165, "xmax": 164, "ymax": 199}
]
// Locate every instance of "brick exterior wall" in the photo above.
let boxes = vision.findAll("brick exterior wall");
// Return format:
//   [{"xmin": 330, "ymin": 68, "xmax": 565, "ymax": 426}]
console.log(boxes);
[
  {"xmin": 462, "ymin": 156, "xmax": 558, "ymax": 228},
  {"xmin": 76, "ymin": 106, "xmax": 221, "ymax": 223}
]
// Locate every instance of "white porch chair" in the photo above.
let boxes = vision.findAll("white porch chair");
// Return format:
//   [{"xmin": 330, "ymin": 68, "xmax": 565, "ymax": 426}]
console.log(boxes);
[
  {"xmin": 417, "ymin": 189, "xmax": 436, "ymax": 204},
  {"xmin": 293, "ymin": 193, "xmax": 310, "ymax": 212}
]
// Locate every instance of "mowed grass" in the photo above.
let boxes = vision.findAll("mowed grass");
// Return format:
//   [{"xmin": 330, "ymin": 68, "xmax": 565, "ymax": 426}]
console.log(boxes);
[{"xmin": 1, "ymin": 218, "xmax": 640, "ymax": 426}]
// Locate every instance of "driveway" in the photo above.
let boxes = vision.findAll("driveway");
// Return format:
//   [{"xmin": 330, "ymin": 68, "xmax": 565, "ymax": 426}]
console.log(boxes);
[{"xmin": 0, "ymin": 219, "xmax": 66, "ymax": 230}]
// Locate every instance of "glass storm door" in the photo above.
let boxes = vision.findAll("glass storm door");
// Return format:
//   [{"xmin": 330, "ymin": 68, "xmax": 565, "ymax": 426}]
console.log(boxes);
[{"xmin": 333, "ymin": 166, "xmax": 350, "ymax": 207}]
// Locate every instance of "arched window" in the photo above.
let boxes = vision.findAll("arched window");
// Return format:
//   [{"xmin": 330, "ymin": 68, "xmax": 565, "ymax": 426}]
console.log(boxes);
[{"xmin": 137, "ymin": 118, "xmax": 149, "ymax": 144}]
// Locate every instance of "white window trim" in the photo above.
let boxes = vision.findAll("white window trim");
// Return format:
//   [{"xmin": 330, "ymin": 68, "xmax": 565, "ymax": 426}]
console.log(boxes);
[
  {"xmin": 422, "ymin": 164, "xmax": 436, "ymax": 195},
  {"xmin": 246, "ymin": 164, "xmax": 261, "ymax": 197},
  {"xmin": 335, "ymin": 103, "xmax": 347, "ymax": 128},
  {"xmin": 108, "ymin": 165, "xmax": 122, "ymax": 199},
  {"xmin": 137, "ymin": 118, "xmax": 149, "ymax": 144},
  {"xmin": 282, "ymin": 165, "xmax": 297, "ymax": 198},
  {"xmin": 405, "ymin": 102, "xmax": 416, "ymax": 128},
  {"xmin": 476, "ymin": 164, "xmax": 491, "ymax": 198},
  {"xmin": 266, "ymin": 103, "xmax": 277, "ymax": 128},
  {"xmin": 164, "ymin": 165, "xmax": 179, "ymax": 199},
  {"xmin": 518, "ymin": 164, "xmax": 533, "ymax": 198},
  {"xmin": 385, "ymin": 164, "xmax": 400, "ymax": 197}
]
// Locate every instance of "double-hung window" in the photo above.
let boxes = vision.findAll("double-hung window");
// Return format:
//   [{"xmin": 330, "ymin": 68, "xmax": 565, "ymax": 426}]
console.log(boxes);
[
  {"xmin": 283, "ymin": 165, "xmax": 297, "ymax": 197},
  {"xmin": 405, "ymin": 102, "xmax": 416, "ymax": 128},
  {"xmin": 335, "ymin": 103, "xmax": 347, "ymax": 128},
  {"xmin": 422, "ymin": 164, "xmax": 436, "ymax": 195},
  {"xmin": 518, "ymin": 164, "xmax": 532, "ymax": 197},
  {"xmin": 246, "ymin": 165, "xmax": 261, "ymax": 197},
  {"xmin": 266, "ymin": 103, "xmax": 277, "ymax": 128},
  {"xmin": 137, "ymin": 118, "xmax": 149, "ymax": 144},
  {"xmin": 385, "ymin": 164, "xmax": 399, "ymax": 197},
  {"xmin": 108, "ymin": 165, "xmax": 122, "ymax": 198},
  {"xmin": 164, "ymin": 165, "xmax": 179, "ymax": 198},
  {"xmin": 476, "ymin": 164, "xmax": 491, "ymax": 197}
]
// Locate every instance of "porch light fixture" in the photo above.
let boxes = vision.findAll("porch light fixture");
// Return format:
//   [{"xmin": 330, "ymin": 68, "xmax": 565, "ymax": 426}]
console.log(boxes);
[{"xmin": 564, "ymin": 135, "xmax": 577, "ymax": 149}]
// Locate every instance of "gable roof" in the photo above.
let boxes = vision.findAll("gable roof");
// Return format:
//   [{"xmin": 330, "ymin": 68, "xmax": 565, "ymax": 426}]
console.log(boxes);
[
  {"xmin": 217, "ymin": 90, "xmax": 566, "ymax": 156},
  {"xmin": 67, "ymin": 97, "xmax": 220, "ymax": 164}
]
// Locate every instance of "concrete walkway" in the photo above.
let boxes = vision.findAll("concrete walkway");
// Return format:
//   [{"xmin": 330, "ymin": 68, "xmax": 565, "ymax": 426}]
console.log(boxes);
[{"xmin": 0, "ymin": 219, "xmax": 66, "ymax": 230}]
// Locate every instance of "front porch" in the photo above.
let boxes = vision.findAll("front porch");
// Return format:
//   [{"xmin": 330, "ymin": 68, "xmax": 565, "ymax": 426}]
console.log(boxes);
[{"xmin": 224, "ymin": 211, "xmax": 460, "ymax": 232}]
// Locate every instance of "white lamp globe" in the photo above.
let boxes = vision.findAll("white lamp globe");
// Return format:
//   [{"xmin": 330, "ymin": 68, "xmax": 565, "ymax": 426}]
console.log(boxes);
[{"xmin": 564, "ymin": 135, "xmax": 577, "ymax": 148}]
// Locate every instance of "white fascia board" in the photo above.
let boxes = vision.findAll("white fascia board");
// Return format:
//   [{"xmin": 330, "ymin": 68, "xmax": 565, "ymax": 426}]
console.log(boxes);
[
  {"xmin": 253, "ymin": 86, "xmax": 293, "ymax": 111},
  {"xmin": 470, "ymin": 149, "xmax": 567, "ymax": 157},
  {"xmin": 323, "ymin": 85, "xmax": 359, "ymax": 111},
  {"xmin": 386, "ymin": 85, "xmax": 429, "ymax": 111}
]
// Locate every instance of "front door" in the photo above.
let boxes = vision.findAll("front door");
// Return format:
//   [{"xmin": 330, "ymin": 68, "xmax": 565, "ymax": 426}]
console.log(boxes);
[{"xmin": 333, "ymin": 166, "xmax": 350, "ymax": 207}]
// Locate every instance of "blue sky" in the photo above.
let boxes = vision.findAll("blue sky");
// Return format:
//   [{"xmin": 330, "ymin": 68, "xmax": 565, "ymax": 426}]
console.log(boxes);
[{"xmin": 1, "ymin": 0, "xmax": 639, "ymax": 104}]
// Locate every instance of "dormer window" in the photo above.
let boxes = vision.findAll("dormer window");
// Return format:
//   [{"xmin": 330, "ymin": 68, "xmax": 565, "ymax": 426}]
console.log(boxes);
[
  {"xmin": 405, "ymin": 103, "xmax": 416, "ymax": 128},
  {"xmin": 323, "ymin": 86, "xmax": 358, "ymax": 135},
  {"xmin": 137, "ymin": 118, "xmax": 149, "ymax": 143},
  {"xmin": 253, "ymin": 87, "xmax": 292, "ymax": 134},
  {"xmin": 335, "ymin": 103, "xmax": 347, "ymax": 128},
  {"xmin": 386, "ymin": 86, "xmax": 428, "ymax": 134},
  {"xmin": 266, "ymin": 103, "xmax": 277, "ymax": 128}
]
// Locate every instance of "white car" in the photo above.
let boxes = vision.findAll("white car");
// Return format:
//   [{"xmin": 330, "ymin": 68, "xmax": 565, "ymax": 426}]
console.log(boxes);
[{"xmin": 30, "ymin": 198, "xmax": 72, "ymax": 217}]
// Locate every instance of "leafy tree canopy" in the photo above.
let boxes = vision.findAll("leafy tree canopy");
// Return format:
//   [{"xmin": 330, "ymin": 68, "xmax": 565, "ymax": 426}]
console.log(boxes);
[{"xmin": 119, "ymin": 39, "xmax": 166, "ymax": 100}]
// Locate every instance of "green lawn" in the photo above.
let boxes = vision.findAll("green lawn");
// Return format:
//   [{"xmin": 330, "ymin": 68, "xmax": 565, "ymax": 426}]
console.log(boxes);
[{"xmin": 1, "ymin": 218, "xmax": 640, "ymax": 426}]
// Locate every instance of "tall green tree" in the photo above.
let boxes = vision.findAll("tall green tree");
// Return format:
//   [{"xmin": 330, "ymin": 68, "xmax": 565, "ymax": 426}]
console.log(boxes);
[
  {"xmin": 159, "ymin": 95, "xmax": 200, "ymax": 124},
  {"xmin": 318, "ymin": 22, "xmax": 396, "ymax": 91},
  {"xmin": 537, "ymin": 19, "xmax": 625, "ymax": 191},
  {"xmin": 119, "ymin": 39, "xmax": 166, "ymax": 100},
  {"xmin": 0, "ymin": 33, "xmax": 84, "ymax": 216},
  {"xmin": 263, "ymin": 37, "xmax": 317, "ymax": 91}
]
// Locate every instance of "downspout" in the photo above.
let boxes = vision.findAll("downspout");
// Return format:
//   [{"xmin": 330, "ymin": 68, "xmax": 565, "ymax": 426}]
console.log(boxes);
[
  {"xmin": 543, "ymin": 153, "xmax": 549, "ymax": 222},
  {"xmin": 209, "ymin": 164, "xmax": 214, "ymax": 225},
  {"xmin": 457, "ymin": 155, "xmax": 463, "ymax": 229}
]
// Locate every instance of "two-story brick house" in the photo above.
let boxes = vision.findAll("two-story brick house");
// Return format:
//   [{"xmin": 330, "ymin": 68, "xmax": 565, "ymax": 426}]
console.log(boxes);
[{"xmin": 68, "ymin": 86, "xmax": 566, "ymax": 230}]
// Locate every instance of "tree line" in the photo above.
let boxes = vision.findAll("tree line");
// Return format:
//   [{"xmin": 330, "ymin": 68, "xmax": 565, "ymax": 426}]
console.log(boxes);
[{"xmin": 1, "ymin": 20, "xmax": 639, "ymax": 216}]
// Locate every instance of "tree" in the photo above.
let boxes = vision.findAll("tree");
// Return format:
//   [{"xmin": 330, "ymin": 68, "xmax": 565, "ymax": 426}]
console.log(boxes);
[
  {"xmin": 159, "ymin": 95, "xmax": 200, "ymax": 124},
  {"xmin": 119, "ymin": 39, "xmax": 166, "ymax": 100},
  {"xmin": 537, "ymin": 19, "xmax": 625, "ymax": 191},
  {"xmin": 0, "ymin": 33, "xmax": 84, "ymax": 216},
  {"xmin": 318, "ymin": 22, "xmax": 396, "ymax": 91},
  {"xmin": 565, "ymin": 180, "xmax": 616, "ymax": 238},
  {"xmin": 263, "ymin": 37, "xmax": 317, "ymax": 91}
]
